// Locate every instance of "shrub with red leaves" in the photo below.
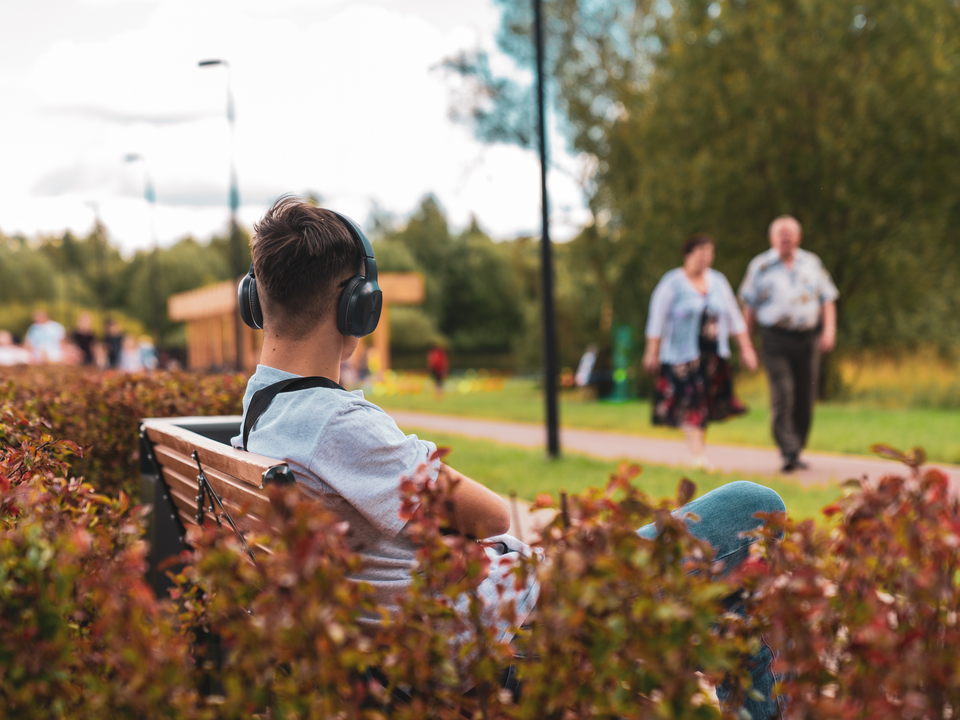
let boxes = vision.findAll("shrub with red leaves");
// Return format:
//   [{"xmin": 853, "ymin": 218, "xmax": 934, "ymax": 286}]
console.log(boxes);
[
  {"xmin": 734, "ymin": 445, "xmax": 960, "ymax": 720},
  {"xmin": 0, "ymin": 400, "xmax": 201, "ymax": 718},
  {"xmin": 177, "ymin": 457, "xmax": 762, "ymax": 719},
  {"xmin": 7, "ymin": 366, "xmax": 960, "ymax": 719},
  {"xmin": 1, "ymin": 366, "xmax": 246, "ymax": 497}
]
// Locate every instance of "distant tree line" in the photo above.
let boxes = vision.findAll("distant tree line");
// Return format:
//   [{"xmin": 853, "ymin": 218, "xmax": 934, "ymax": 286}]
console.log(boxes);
[
  {"xmin": 372, "ymin": 195, "xmax": 608, "ymax": 371},
  {"xmin": 0, "ymin": 201, "xmax": 611, "ymax": 374},
  {"xmin": 0, "ymin": 223, "xmax": 250, "ymax": 347}
]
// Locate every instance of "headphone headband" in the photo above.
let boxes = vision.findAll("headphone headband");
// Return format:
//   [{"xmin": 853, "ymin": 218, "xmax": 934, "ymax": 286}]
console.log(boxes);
[{"xmin": 328, "ymin": 210, "xmax": 378, "ymax": 284}]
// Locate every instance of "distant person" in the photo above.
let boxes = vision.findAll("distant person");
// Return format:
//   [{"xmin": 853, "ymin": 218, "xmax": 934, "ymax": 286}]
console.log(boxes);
[
  {"xmin": 24, "ymin": 309, "xmax": 67, "ymax": 364},
  {"xmin": 0, "ymin": 330, "xmax": 31, "ymax": 366},
  {"xmin": 642, "ymin": 233, "xmax": 758, "ymax": 470},
  {"xmin": 71, "ymin": 311, "xmax": 96, "ymax": 366},
  {"xmin": 738, "ymin": 215, "xmax": 838, "ymax": 473},
  {"xmin": 118, "ymin": 335, "xmax": 144, "ymax": 373},
  {"xmin": 104, "ymin": 318, "xmax": 124, "ymax": 369},
  {"xmin": 574, "ymin": 343, "xmax": 598, "ymax": 389},
  {"xmin": 427, "ymin": 343, "xmax": 449, "ymax": 398},
  {"xmin": 138, "ymin": 336, "xmax": 159, "ymax": 371}
]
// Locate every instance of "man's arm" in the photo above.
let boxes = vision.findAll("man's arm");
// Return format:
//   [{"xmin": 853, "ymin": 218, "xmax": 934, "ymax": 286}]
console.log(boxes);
[
  {"xmin": 733, "ymin": 331, "xmax": 758, "ymax": 372},
  {"xmin": 436, "ymin": 463, "xmax": 511, "ymax": 538},
  {"xmin": 819, "ymin": 301, "xmax": 837, "ymax": 353},
  {"xmin": 742, "ymin": 305, "xmax": 757, "ymax": 338}
]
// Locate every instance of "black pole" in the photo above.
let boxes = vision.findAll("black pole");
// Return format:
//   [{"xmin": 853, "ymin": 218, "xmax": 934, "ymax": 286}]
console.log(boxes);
[
  {"xmin": 533, "ymin": 0, "xmax": 560, "ymax": 458},
  {"xmin": 229, "ymin": 172, "xmax": 244, "ymax": 373}
]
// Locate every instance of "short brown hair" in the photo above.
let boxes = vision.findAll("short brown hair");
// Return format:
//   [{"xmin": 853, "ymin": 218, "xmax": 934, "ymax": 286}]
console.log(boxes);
[
  {"xmin": 681, "ymin": 233, "xmax": 715, "ymax": 257},
  {"xmin": 251, "ymin": 196, "xmax": 362, "ymax": 336}
]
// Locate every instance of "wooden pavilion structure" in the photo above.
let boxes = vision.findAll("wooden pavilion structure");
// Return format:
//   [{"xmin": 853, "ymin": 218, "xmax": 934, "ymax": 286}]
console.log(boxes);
[{"xmin": 168, "ymin": 273, "xmax": 425, "ymax": 374}]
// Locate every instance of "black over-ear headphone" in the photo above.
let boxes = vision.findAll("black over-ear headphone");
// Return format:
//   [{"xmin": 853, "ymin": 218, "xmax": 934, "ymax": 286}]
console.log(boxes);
[{"xmin": 238, "ymin": 209, "xmax": 383, "ymax": 337}]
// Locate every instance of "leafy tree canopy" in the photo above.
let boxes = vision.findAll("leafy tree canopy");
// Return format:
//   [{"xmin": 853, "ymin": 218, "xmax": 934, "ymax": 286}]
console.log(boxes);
[{"xmin": 453, "ymin": 0, "xmax": 960, "ymax": 354}]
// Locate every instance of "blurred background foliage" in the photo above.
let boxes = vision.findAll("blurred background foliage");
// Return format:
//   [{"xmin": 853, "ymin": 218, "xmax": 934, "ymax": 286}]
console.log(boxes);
[
  {"xmin": 3, "ymin": 0, "xmax": 959, "ymax": 394},
  {"xmin": 443, "ymin": 0, "xmax": 960, "ymax": 389}
]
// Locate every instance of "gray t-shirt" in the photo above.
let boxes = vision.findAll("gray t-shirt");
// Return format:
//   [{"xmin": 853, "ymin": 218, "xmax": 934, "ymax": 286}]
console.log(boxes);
[{"xmin": 231, "ymin": 365, "xmax": 538, "ymax": 641}]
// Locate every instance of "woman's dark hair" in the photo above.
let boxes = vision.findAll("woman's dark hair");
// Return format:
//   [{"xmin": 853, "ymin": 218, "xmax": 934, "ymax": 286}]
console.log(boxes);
[{"xmin": 682, "ymin": 233, "xmax": 715, "ymax": 257}]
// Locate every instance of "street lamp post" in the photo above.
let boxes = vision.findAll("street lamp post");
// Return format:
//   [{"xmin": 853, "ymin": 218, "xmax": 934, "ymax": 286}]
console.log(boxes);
[
  {"xmin": 533, "ymin": 0, "xmax": 561, "ymax": 459},
  {"xmin": 84, "ymin": 201, "xmax": 107, "ymax": 326},
  {"xmin": 199, "ymin": 58, "xmax": 244, "ymax": 371},
  {"xmin": 124, "ymin": 153, "xmax": 163, "ymax": 348}
]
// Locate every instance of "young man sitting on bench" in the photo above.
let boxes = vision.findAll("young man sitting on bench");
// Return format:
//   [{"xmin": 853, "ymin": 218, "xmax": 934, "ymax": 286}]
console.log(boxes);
[{"xmin": 232, "ymin": 196, "xmax": 786, "ymax": 719}]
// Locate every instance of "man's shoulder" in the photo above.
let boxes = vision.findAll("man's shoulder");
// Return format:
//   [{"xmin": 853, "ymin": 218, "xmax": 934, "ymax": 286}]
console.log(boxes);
[
  {"xmin": 796, "ymin": 248, "xmax": 825, "ymax": 267},
  {"xmin": 236, "ymin": 365, "xmax": 390, "ymax": 451},
  {"xmin": 748, "ymin": 248, "xmax": 778, "ymax": 269},
  {"xmin": 246, "ymin": 365, "xmax": 378, "ymax": 412}
]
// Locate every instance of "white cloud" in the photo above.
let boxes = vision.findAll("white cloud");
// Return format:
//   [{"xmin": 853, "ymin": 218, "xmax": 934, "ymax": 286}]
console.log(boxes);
[{"xmin": 0, "ymin": 0, "xmax": 590, "ymax": 255}]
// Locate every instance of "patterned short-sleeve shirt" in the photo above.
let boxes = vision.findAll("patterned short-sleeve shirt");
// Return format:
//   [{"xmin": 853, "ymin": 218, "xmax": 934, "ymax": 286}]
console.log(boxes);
[{"xmin": 738, "ymin": 248, "xmax": 839, "ymax": 331}]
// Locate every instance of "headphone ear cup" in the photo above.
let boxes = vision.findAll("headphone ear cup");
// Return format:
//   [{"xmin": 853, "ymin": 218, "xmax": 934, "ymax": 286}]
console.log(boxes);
[
  {"xmin": 238, "ymin": 272, "xmax": 263, "ymax": 330},
  {"xmin": 249, "ymin": 277, "xmax": 263, "ymax": 329},
  {"xmin": 337, "ymin": 276, "xmax": 365, "ymax": 336},
  {"xmin": 356, "ymin": 280, "xmax": 383, "ymax": 336}
]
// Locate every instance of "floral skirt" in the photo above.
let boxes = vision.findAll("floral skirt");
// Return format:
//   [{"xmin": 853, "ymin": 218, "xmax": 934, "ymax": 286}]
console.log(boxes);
[{"xmin": 652, "ymin": 352, "xmax": 747, "ymax": 429}]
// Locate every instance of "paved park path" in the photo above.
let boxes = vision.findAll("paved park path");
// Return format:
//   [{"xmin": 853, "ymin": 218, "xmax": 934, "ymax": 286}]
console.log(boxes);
[{"xmin": 385, "ymin": 409, "xmax": 960, "ymax": 539}]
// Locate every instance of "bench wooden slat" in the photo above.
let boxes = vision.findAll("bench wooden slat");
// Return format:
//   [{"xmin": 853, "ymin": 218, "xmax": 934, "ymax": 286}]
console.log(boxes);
[
  {"xmin": 153, "ymin": 444, "xmax": 274, "ymax": 520},
  {"xmin": 142, "ymin": 418, "xmax": 298, "ymax": 558},
  {"xmin": 144, "ymin": 420, "xmax": 283, "ymax": 490},
  {"xmin": 166, "ymin": 485, "xmax": 216, "ymax": 526},
  {"xmin": 162, "ymin": 466, "xmax": 270, "ymax": 533}
]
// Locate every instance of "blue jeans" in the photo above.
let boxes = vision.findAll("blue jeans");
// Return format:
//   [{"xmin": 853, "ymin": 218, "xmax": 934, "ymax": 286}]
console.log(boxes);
[{"xmin": 637, "ymin": 481, "xmax": 787, "ymax": 720}]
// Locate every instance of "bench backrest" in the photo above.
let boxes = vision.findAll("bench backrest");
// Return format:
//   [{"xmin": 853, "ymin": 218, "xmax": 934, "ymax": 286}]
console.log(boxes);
[{"xmin": 141, "ymin": 418, "xmax": 297, "ymax": 537}]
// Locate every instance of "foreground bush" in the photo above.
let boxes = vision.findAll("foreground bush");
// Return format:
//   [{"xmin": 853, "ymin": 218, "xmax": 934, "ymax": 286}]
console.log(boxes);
[
  {"xmin": 3, "ymin": 390, "xmax": 958, "ymax": 718},
  {"xmin": 735, "ymin": 446, "xmax": 960, "ymax": 719},
  {"xmin": 178, "ymin": 458, "xmax": 761, "ymax": 719},
  {"xmin": 0, "ymin": 401, "xmax": 201, "ymax": 718},
  {"xmin": 1, "ymin": 366, "xmax": 245, "ymax": 497}
]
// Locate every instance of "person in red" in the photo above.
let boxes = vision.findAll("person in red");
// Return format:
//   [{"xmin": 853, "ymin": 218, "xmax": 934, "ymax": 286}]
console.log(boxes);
[{"xmin": 426, "ymin": 343, "xmax": 449, "ymax": 398}]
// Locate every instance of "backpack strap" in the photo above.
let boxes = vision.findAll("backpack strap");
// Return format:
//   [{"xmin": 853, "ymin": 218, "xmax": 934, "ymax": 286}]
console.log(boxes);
[{"xmin": 242, "ymin": 376, "xmax": 344, "ymax": 451}]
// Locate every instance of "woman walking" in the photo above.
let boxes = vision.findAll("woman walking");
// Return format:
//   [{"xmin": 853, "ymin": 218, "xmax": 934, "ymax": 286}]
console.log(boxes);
[{"xmin": 642, "ymin": 233, "xmax": 757, "ymax": 469}]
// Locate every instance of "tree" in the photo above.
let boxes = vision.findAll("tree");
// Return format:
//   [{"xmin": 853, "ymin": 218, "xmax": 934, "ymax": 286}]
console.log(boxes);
[
  {"xmin": 124, "ymin": 237, "xmax": 232, "ymax": 346},
  {"xmin": 374, "ymin": 197, "xmax": 526, "ymax": 356},
  {"xmin": 454, "ymin": 0, "xmax": 960, "ymax": 358}
]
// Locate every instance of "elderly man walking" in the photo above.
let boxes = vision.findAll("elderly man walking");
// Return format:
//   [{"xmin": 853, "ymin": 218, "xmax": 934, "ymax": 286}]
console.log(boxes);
[{"xmin": 738, "ymin": 216, "xmax": 839, "ymax": 473}]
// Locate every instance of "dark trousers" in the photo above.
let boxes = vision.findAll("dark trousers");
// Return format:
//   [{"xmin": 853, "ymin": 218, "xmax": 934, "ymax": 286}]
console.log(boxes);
[{"xmin": 759, "ymin": 327, "xmax": 818, "ymax": 461}]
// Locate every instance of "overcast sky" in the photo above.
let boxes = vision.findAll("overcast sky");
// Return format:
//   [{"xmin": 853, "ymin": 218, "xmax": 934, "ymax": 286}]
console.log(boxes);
[{"xmin": 0, "ymin": 0, "xmax": 591, "ymax": 255}]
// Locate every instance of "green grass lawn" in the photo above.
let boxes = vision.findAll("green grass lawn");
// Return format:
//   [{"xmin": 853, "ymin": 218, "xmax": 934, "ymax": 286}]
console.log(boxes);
[
  {"xmin": 377, "ymin": 379, "xmax": 960, "ymax": 464},
  {"xmin": 406, "ymin": 427, "xmax": 842, "ymax": 523}
]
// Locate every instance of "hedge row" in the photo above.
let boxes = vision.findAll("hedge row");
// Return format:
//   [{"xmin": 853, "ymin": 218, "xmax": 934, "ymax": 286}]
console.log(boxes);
[
  {"xmin": 2, "ymin": 371, "xmax": 959, "ymax": 718},
  {"xmin": 0, "ymin": 366, "xmax": 246, "ymax": 498}
]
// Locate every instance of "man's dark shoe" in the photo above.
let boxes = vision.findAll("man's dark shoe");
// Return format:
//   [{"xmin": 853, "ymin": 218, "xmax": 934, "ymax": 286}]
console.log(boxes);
[{"xmin": 781, "ymin": 456, "xmax": 799, "ymax": 473}]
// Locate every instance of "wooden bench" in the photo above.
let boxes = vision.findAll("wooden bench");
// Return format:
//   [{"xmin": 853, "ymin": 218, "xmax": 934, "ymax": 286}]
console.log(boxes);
[{"xmin": 139, "ymin": 416, "xmax": 297, "ymax": 593}]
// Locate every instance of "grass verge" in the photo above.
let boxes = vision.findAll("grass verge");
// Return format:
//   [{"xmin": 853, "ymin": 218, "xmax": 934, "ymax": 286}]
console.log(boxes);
[
  {"xmin": 375, "ymin": 379, "xmax": 960, "ymax": 464},
  {"xmin": 407, "ymin": 427, "xmax": 842, "ymax": 523}
]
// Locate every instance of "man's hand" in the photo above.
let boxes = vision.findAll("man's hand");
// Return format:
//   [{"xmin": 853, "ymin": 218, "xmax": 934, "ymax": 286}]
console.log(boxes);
[
  {"xmin": 733, "ymin": 331, "xmax": 758, "ymax": 372},
  {"xmin": 819, "ymin": 301, "xmax": 837, "ymax": 353},
  {"xmin": 818, "ymin": 328, "xmax": 836, "ymax": 353}
]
